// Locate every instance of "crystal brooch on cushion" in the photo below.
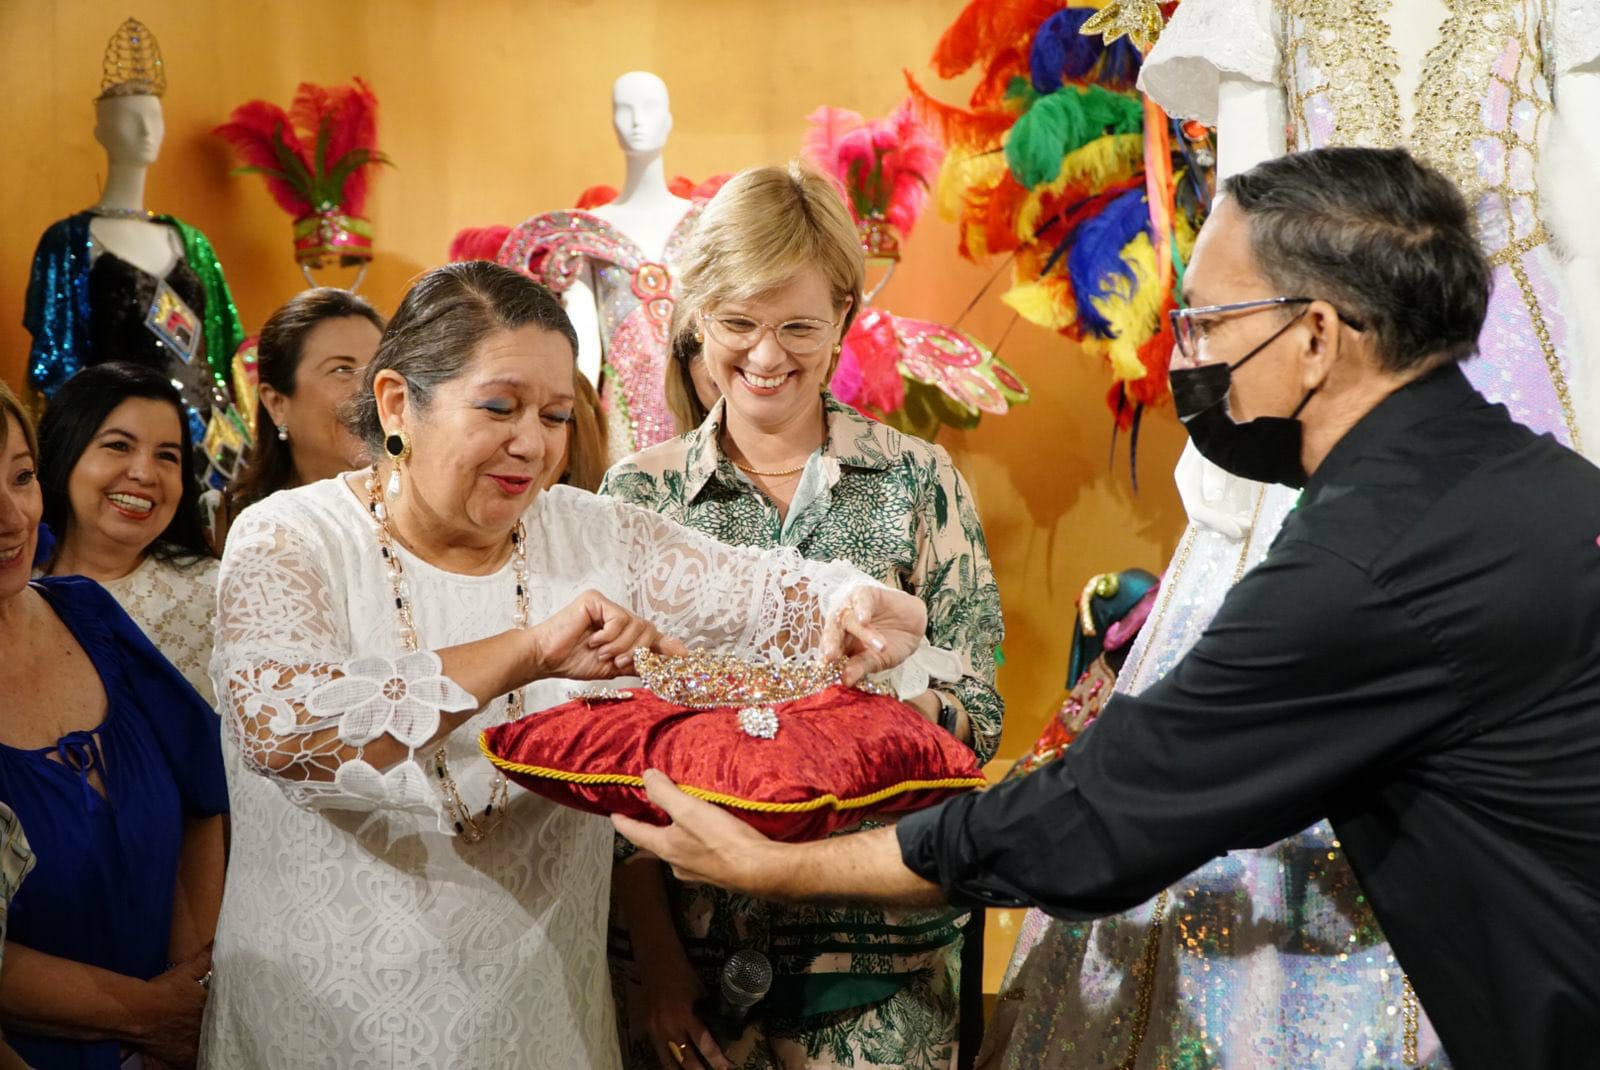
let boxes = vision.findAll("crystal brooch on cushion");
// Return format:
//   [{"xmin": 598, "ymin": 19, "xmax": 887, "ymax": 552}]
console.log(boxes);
[{"xmin": 737, "ymin": 705, "xmax": 780, "ymax": 740}]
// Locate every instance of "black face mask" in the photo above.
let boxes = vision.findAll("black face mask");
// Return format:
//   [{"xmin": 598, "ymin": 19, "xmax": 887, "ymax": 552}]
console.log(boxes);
[{"xmin": 1167, "ymin": 315, "xmax": 1316, "ymax": 489}]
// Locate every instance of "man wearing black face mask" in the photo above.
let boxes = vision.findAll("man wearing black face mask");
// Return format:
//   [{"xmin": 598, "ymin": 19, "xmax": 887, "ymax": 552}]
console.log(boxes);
[{"xmin": 615, "ymin": 147, "xmax": 1600, "ymax": 1070}]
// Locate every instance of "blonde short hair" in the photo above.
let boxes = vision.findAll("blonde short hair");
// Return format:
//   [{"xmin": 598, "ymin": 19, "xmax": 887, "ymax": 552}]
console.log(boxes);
[
  {"xmin": 0, "ymin": 382, "xmax": 38, "ymax": 462},
  {"xmin": 672, "ymin": 162, "xmax": 866, "ymax": 349}
]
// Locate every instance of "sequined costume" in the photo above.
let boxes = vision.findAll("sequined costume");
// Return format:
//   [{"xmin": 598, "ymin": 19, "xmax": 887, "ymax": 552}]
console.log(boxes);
[
  {"xmin": 980, "ymin": 478, "xmax": 1449, "ymax": 1068},
  {"xmin": 980, "ymin": 2, "xmax": 1600, "ymax": 1064},
  {"xmin": 24, "ymin": 211, "xmax": 247, "ymax": 485},
  {"xmin": 26, "ymin": 211, "xmax": 242, "ymax": 397},
  {"xmin": 497, "ymin": 206, "xmax": 702, "ymax": 458},
  {"xmin": 1140, "ymin": 0, "xmax": 1600, "ymax": 451}
]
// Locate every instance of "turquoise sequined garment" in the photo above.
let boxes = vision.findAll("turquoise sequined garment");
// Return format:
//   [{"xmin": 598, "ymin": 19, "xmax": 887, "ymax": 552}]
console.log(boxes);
[{"xmin": 25, "ymin": 211, "xmax": 244, "ymax": 397}]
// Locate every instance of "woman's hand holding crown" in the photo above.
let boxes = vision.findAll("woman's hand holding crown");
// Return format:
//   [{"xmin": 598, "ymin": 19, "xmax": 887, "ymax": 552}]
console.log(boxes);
[
  {"xmin": 822, "ymin": 585, "xmax": 929, "ymax": 685},
  {"xmin": 528, "ymin": 589, "xmax": 689, "ymax": 680}
]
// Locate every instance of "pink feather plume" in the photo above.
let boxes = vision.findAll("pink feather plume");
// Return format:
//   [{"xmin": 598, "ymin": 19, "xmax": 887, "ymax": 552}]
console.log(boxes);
[
  {"xmin": 833, "ymin": 309, "xmax": 906, "ymax": 414},
  {"xmin": 801, "ymin": 99, "xmax": 944, "ymax": 239}
]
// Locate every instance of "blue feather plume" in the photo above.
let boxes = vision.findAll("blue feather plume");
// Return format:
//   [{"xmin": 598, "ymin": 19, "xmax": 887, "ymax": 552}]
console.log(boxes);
[
  {"xmin": 1067, "ymin": 186, "xmax": 1150, "ymax": 338},
  {"xmin": 1030, "ymin": 7, "xmax": 1144, "ymax": 92},
  {"xmin": 1099, "ymin": 37, "xmax": 1143, "ymax": 90},
  {"xmin": 1030, "ymin": 9, "xmax": 1101, "ymax": 93}
]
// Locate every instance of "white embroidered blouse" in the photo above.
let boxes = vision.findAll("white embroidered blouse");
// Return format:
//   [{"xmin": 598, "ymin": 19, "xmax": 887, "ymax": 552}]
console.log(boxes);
[
  {"xmin": 99, "ymin": 555, "xmax": 219, "ymax": 707},
  {"xmin": 199, "ymin": 475, "xmax": 932, "ymax": 1069}
]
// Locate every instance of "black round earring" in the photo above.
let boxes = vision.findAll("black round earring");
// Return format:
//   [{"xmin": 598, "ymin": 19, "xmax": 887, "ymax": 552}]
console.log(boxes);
[{"xmin": 384, "ymin": 431, "xmax": 411, "ymax": 461}]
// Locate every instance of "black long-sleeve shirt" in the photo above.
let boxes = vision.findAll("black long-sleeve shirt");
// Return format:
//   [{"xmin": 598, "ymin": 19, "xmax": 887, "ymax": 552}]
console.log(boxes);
[{"xmin": 898, "ymin": 365, "xmax": 1600, "ymax": 1069}]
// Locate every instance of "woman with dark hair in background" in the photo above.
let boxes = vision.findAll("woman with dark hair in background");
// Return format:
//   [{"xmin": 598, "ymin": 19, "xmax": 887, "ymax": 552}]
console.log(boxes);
[
  {"xmin": 38, "ymin": 362, "xmax": 219, "ymax": 704},
  {"xmin": 0, "ymin": 380, "xmax": 226, "ymax": 1070},
  {"xmin": 223, "ymin": 287, "xmax": 384, "ymax": 523}
]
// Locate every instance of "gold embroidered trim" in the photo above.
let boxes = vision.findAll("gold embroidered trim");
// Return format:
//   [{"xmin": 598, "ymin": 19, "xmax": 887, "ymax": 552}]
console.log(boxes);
[{"xmin": 1279, "ymin": 0, "xmax": 1578, "ymax": 448}]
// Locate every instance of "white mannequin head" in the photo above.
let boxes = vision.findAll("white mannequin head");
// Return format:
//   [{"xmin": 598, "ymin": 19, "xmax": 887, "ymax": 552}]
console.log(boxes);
[
  {"xmin": 611, "ymin": 71, "xmax": 672, "ymax": 158},
  {"xmin": 95, "ymin": 94, "xmax": 164, "ymax": 167}
]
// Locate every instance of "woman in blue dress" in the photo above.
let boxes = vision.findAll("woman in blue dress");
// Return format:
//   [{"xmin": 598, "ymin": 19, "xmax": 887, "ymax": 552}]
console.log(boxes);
[{"xmin": 0, "ymin": 382, "xmax": 227, "ymax": 1070}]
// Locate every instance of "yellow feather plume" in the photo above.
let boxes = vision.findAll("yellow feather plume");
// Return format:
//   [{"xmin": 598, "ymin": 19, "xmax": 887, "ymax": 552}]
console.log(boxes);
[
  {"xmin": 1002, "ymin": 278, "xmax": 1078, "ymax": 331},
  {"xmin": 937, "ymin": 146, "xmax": 1007, "ymax": 222},
  {"xmin": 1089, "ymin": 233, "xmax": 1165, "ymax": 383},
  {"xmin": 1173, "ymin": 196, "xmax": 1199, "ymax": 262}
]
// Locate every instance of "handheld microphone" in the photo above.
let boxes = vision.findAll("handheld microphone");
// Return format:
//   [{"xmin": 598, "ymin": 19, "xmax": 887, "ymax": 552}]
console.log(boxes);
[{"xmin": 697, "ymin": 948, "xmax": 773, "ymax": 1045}]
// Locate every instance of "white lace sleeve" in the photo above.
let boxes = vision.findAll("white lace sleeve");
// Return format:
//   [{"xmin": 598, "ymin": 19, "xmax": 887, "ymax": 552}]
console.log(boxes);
[
  {"xmin": 1138, "ymin": 0, "xmax": 1281, "ymax": 125},
  {"xmin": 1555, "ymin": 0, "xmax": 1600, "ymax": 75},
  {"xmin": 211, "ymin": 502, "xmax": 476, "ymax": 816},
  {"xmin": 603, "ymin": 496, "xmax": 959, "ymax": 697}
]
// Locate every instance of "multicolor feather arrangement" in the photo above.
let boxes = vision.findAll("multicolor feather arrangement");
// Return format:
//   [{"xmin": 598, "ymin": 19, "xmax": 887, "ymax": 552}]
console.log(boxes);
[{"xmin": 908, "ymin": 0, "xmax": 1217, "ymax": 460}]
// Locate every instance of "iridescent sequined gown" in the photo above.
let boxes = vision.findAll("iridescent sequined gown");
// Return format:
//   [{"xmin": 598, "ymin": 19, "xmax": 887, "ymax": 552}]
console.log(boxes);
[
  {"xmin": 981, "ymin": 1, "xmax": 1599, "ymax": 1065},
  {"xmin": 496, "ymin": 205, "xmax": 702, "ymax": 460}
]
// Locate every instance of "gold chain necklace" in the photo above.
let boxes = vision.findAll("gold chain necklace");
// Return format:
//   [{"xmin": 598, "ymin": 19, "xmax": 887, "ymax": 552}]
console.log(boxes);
[
  {"xmin": 731, "ymin": 458, "xmax": 807, "ymax": 479},
  {"xmin": 365, "ymin": 471, "xmax": 528, "ymax": 843}
]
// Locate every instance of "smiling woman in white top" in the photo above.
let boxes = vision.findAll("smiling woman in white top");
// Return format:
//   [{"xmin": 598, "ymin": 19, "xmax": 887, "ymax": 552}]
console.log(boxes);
[
  {"xmin": 200, "ymin": 261, "xmax": 938, "ymax": 1068},
  {"xmin": 38, "ymin": 361, "xmax": 220, "ymax": 704}
]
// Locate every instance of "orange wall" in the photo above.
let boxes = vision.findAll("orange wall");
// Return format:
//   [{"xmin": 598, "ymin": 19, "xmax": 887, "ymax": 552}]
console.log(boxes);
[{"xmin": 0, "ymin": 0, "xmax": 1188, "ymax": 761}]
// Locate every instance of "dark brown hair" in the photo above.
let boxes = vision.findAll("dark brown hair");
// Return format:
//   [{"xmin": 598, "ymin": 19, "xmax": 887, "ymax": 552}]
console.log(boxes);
[
  {"xmin": 227, "ymin": 288, "xmax": 385, "ymax": 514},
  {"xmin": 38, "ymin": 362, "xmax": 212, "ymax": 565},
  {"xmin": 1224, "ymin": 147, "xmax": 1491, "ymax": 372},
  {"xmin": 345, "ymin": 262, "xmax": 579, "ymax": 450}
]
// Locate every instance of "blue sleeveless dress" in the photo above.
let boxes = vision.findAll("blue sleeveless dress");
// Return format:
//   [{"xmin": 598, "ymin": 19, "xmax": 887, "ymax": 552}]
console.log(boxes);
[{"xmin": 0, "ymin": 577, "xmax": 227, "ymax": 1069}]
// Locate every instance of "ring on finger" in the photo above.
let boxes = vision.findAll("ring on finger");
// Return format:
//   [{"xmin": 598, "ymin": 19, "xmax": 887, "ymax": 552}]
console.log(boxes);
[{"xmin": 666, "ymin": 1039, "xmax": 687, "ymax": 1066}]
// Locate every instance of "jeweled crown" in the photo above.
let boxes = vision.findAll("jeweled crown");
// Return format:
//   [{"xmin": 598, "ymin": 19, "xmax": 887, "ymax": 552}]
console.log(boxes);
[
  {"xmin": 97, "ymin": 17, "xmax": 166, "ymax": 100},
  {"xmin": 633, "ymin": 649, "xmax": 884, "ymax": 709}
]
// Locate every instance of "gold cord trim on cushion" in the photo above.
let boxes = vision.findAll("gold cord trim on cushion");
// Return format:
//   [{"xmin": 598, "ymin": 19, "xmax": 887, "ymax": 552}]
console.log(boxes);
[{"xmin": 478, "ymin": 734, "xmax": 985, "ymax": 813}]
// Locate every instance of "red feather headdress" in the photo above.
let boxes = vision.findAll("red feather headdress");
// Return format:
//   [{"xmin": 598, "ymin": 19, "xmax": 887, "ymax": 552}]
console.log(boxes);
[{"xmin": 214, "ymin": 78, "xmax": 391, "ymax": 279}]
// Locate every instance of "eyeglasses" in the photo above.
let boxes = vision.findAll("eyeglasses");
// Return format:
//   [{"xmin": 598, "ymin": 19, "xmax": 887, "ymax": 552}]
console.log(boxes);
[
  {"xmin": 700, "ymin": 311, "xmax": 840, "ymax": 356},
  {"xmin": 1169, "ymin": 297, "xmax": 1366, "ymax": 364}
]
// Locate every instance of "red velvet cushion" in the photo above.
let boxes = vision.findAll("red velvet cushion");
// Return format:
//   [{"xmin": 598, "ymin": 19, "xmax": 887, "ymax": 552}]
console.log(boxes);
[{"xmin": 480, "ymin": 685, "xmax": 986, "ymax": 842}]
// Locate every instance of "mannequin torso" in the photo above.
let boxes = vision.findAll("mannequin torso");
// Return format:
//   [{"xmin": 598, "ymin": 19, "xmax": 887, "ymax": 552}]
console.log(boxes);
[
  {"xmin": 565, "ymin": 72, "xmax": 694, "ymax": 387},
  {"xmin": 502, "ymin": 72, "xmax": 698, "ymax": 459},
  {"xmin": 87, "ymin": 95, "xmax": 181, "ymax": 277}
]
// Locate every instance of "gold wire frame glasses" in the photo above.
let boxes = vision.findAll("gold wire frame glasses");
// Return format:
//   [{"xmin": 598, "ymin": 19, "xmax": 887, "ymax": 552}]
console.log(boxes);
[{"xmin": 700, "ymin": 311, "xmax": 839, "ymax": 355}]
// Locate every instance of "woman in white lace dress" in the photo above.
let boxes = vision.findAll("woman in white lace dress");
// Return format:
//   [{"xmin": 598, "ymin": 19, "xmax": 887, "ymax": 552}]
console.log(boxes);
[
  {"xmin": 199, "ymin": 262, "xmax": 936, "ymax": 1069},
  {"xmin": 38, "ymin": 361, "xmax": 220, "ymax": 704}
]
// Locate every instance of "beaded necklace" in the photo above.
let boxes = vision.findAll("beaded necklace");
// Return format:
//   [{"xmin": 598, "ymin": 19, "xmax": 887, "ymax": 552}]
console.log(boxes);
[{"xmin": 365, "ymin": 470, "xmax": 527, "ymax": 843}]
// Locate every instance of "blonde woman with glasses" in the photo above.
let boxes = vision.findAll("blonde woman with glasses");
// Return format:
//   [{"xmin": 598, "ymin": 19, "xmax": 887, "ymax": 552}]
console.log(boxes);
[{"xmin": 602, "ymin": 163, "xmax": 1004, "ymax": 1070}]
